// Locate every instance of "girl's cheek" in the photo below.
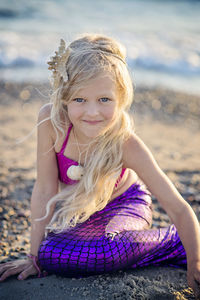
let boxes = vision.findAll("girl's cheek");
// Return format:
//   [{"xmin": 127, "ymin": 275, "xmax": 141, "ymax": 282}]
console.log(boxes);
[
  {"xmin": 103, "ymin": 103, "xmax": 116, "ymax": 115},
  {"xmin": 108, "ymin": 106, "xmax": 119, "ymax": 120},
  {"xmin": 67, "ymin": 105, "xmax": 82, "ymax": 118}
]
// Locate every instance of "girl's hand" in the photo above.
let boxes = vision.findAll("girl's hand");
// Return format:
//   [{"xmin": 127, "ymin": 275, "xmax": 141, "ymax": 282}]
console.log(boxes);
[
  {"xmin": 0, "ymin": 258, "xmax": 38, "ymax": 282},
  {"xmin": 187, "ymin": 260, "xmax": 200, "ymax": 300}
]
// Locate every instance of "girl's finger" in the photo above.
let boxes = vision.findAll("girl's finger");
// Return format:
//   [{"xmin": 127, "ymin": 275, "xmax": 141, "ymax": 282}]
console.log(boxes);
[
  {"xmin": 0, "ymin": 265, "xmax": 7, "ymax": 276},
  {"xmin": 0, "ymin": 265, "xmax": 17, "ymax": 278},
  {"xmin": 0, "ymin": 260, "xmax": 33, "ymax": 281},
  {"xmin": 0, "ymin": 262, "xmax": 15, "ymax": 274},
  {"xmin": 0, "ymin": 267, "xmax": 21, "ymax": 282},
  {"xmin": 18, "ymin": 265, "xmax": 38, "ymax": 281}
]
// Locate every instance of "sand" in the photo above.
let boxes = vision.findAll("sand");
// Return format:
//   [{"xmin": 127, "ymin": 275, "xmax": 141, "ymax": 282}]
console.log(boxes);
[{"xmin": 0, "ymin": 81, "xmax": 200, "ymax": 299}]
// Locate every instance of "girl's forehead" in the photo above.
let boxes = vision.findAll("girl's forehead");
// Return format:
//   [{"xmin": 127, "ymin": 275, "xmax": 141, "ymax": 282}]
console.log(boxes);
[
  {"xmin": 74, "ymin": 76, "xmax": 118, "ymax": 99},
  {"xmin": 78, "ymin": 73, "xmax": 116, "ymax": 91}
]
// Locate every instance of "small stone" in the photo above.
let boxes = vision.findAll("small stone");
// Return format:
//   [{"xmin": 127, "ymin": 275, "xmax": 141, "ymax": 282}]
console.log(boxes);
[
  {"xmin": 7, "ymin": 209, "xmax": 15, "ymax": 217},
  {"xmin": 3, "ymin": 214, "xmax": 10, "ymax": 221},
  {"xmin": 14, "ymin": 232, "xmax": 21, "ymax": 237},
  {"xmin": 17, "ymin": 212, "xmax": 26, "ymax": 218},
  {"xmin": 23, "ymin": 238, "xmax": 29, "ymax": 245},
  {"xmin": 12, "ymin": 224, "xmax": 17, "ymax": 230},
  {"xmin": 1, "ymin": 220, "xmax": 8, "ymax": 229},
  {"xmin": 3, "ymin": 249, "xmax": 9, "ymax": 256},
  {"xmin": 2, "ymin": 231, "xmax": 8, "ymax": 238},
  {"xmin": 7, "ymin": 236, "xmax": 15, "ymax": 242},
  {"xmin": 16, "ymin": 224, "xmax": 25, "ymax": 230},
  {"xmin": 15, "ymin": 247, "xmax": 21, "ymax": 252},
  {"xmin": 1, "ymin": 187, "xmax": 8, "ymax": 198},
  {"xmin": 10, "ymin": 253, "xmax": 19, "ymax": 259},
  {"xmin": 153, "ymin": 211, "xmax": 160, "ymax": 220},
  {"xmin": 1, "ymin": 242, "xmax": 7, "ymax": 248},
  {"xmin": 22, "ymin": 220, "xmax": 28, "ymax": 227},
  {"xmin": 0, "ymin": 257, "xmax": 8, "ymax": 263},
  {"xmin": 187, "ymin": 196, "xmax": 195, "ymax": 202},
  {"xmin": 160, "ymin": 221, "xmax": 169, "ymax": 227}
]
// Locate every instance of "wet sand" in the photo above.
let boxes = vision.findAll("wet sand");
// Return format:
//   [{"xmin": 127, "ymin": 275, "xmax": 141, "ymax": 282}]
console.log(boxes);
[{"xmin": 0, "ymin": 81, "xmax": 200, "ymax": 299}]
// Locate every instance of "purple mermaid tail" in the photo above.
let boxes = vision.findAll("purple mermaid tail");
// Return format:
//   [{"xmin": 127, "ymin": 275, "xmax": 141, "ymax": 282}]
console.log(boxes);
[{"xmin": 38, "ymin": 181, "xmax": 187, "ymax": 277}]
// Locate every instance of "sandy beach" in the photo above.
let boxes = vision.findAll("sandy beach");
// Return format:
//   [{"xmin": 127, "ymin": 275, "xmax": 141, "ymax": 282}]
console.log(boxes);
[{"xmin": 0, "ymin": 81, "xmax": 200, "ymax": 299}]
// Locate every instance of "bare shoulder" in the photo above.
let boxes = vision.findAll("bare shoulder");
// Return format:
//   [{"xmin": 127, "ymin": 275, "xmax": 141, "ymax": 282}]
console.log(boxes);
[
  {"xmin": 38, "ymin": 103, "xmax": 52, "ymax": 122},
  {"xmin": 123, "ymin": 132, "xmax": 149, "ymax": 155},
  {"xmin": 122, "ymin": 132, "xmax": 155, "ymax": 169},
  {"xmin": 37, "ymin": 103, "xmax": 69, "ymax": 148},
  {"xmin": 37, "ymin": 103, "xmax": 56, "ymax": 139},
  {"xmin": 36, "ymin": 103, "xmax": 59, "ymax": 190}
]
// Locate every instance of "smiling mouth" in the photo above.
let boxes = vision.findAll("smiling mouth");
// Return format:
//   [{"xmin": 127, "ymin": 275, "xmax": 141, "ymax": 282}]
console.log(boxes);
[{"xmin": 83, "ymin": 120, "xmax": 102, "ymax": 124}]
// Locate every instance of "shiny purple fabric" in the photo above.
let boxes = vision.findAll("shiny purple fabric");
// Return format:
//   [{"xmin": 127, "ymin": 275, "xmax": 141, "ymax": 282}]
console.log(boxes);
[{"xmin": 38, "ymin": 181, "xmax": 187, "ymax": 277}]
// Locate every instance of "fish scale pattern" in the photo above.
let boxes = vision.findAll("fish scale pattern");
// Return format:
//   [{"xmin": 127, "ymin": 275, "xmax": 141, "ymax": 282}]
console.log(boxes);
[{"xmin": 38, "ymin": 182, "xmax": 187, "ymax": 277}]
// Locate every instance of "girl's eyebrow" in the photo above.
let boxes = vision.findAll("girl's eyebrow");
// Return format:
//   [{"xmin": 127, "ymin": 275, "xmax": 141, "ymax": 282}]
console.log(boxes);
[{"xmin": 74, "ymin": 92, "xmax": 116, "ymax": 99}]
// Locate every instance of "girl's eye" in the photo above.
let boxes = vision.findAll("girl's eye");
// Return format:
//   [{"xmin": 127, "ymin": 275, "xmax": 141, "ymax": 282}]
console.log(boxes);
[
  {"xmin": 74, "ymin": 98, "xmax": 85, "ymax": 103},
  {"xmin": 100, "ymin": 98, "xmax": 110, "ymax": 103}
]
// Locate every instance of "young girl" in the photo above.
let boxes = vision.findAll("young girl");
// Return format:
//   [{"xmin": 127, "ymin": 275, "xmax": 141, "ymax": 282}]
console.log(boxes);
[{"xmin": 0, "ymin": 34, "xmax": 200, "ymax": 298}]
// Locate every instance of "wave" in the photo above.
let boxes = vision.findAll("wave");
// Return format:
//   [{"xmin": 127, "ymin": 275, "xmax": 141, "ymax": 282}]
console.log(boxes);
[
  {"xmin": 0, "ymin": 9, "xmax": 19, "ymax": 18},
  {"xmin": 1, "ymin": 52, "xmax": 199, "ymax": 77},
  {"xmin": 128, "ymin": 57, "xmax": 200, "ymax": 76},
  {"xmin": 0, "ymin": 56, "xmax": 35, "ymax": 68},
  {"xmin": 0, "ymin": 0, "xmax": 199, "ymax": 93}
]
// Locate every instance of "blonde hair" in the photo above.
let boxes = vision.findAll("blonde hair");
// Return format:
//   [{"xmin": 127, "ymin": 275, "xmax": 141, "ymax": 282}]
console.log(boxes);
[{"xmin": 36, "ymin": 33, "xmax": 135, "ymax": 236}]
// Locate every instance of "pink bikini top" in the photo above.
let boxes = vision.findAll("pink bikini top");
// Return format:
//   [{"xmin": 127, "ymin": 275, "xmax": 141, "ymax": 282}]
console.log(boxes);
[{"xmin": 56, "ymin": 124, "xmax": 126, "ymax": 187}]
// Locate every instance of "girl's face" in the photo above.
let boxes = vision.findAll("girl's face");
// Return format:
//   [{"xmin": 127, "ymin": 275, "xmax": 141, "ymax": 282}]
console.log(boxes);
[{"xmin": 67, "ymin": 73, "xmax": 119, "ymax": 142}]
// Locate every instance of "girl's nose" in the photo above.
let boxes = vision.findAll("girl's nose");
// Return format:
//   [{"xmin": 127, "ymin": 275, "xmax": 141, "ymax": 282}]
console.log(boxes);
[{"xmin": 86, "ymin": 102, "xmax": 99, "ymax": 116}]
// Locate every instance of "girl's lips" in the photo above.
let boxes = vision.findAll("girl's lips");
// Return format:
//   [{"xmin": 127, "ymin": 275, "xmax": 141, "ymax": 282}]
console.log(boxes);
[{"xmin": 83, "ymin": 120, "xmax": 102, "ymax": 124}]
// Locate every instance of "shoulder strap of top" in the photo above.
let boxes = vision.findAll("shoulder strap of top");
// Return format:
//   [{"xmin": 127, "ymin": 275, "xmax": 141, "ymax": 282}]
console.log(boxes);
[{"xmin": 59, "ymin": 124, "xmax": 73, "ymax": 153}]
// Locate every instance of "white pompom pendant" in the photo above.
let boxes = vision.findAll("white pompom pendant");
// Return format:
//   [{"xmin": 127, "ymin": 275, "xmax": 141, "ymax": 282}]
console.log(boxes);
[{"xmin": 67, "ymin": 165, "xmax": 84, "ymax": 180}]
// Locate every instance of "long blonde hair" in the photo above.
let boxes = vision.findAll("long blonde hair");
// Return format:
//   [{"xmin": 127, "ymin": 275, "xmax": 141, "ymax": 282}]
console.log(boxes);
[{"xmin": 36, "ymin": 34, "xmax": 135, "ymax": 236}]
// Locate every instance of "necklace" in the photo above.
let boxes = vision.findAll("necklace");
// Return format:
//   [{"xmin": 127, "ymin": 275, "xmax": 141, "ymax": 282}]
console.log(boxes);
[{"xmin": 66, "ymin": 128, "xmax": 87, "ymax": 181}]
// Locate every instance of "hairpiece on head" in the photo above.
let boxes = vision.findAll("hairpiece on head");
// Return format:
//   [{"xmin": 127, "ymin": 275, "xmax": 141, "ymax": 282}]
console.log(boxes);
[
  {"xmin": 92, "ymin": 49, "xmax": 126, "ymax": 65},
  {"xmin": 47, "ymin": 39, "xmax": 70, "ymax": 90},
  {"xmin": 110, "ymin": 53, "xmax": 126, "ymax": 65}
]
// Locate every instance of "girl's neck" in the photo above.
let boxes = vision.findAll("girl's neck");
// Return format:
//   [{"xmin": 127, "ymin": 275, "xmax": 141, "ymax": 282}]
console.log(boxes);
[
  {"xmin": 72, "ymin": 125, "xmax": 96, "ymax": 146},
  {"xmin": 72, "ymin": 128, "xmax": 96, "ymax": 160}
]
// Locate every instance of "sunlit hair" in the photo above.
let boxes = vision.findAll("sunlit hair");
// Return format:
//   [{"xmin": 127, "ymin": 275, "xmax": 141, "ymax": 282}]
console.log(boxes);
[{"xmin": 36, "ymin": 33, "xmax": 135, "ymax": 236}]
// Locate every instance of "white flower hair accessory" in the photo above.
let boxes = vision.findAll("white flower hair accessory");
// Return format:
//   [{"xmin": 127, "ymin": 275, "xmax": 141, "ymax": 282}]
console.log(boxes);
[{"xmin": 47, "ymin": 39, "xmax": 71, "ymax": 90}]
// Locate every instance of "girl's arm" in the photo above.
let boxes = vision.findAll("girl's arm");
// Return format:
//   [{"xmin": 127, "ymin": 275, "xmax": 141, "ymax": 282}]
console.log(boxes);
[
  {"xmin": 30, "ymin": 104, "xmax": 59, "ymax": 256},
  {"xmin": 0, "ymin": 104, "xmax": 59, "ymax": 282},
  {"xmin": 123, "ymin": 134, "xmax": 200, "ymax": 297}
]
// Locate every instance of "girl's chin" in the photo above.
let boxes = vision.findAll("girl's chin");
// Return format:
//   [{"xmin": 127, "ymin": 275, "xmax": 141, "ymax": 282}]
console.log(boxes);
[
  {"xmin": 75, "ymin": 121, "xmax": 112, "ymax": 140},
  {"xmin": 81, "ymin": 128, "xmax": 105, "ymax": 140}
]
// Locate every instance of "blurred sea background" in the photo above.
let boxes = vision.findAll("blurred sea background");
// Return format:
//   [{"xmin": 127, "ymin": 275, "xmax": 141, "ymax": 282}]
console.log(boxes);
[{"xmin": 0, "ymin": 0, "xmax": 200, "ymax": 95}]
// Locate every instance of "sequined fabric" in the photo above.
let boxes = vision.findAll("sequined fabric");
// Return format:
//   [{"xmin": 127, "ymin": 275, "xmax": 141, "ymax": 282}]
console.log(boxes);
[{"xmin": 38, "ymin": 181, "xmax": 186, "ymax": 277}]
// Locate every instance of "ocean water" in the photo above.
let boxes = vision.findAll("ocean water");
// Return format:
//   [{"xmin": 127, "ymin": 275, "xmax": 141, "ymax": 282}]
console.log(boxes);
[{"xmin": 0, "ymin": 0, "xmax": 200, "ymax": 95}]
